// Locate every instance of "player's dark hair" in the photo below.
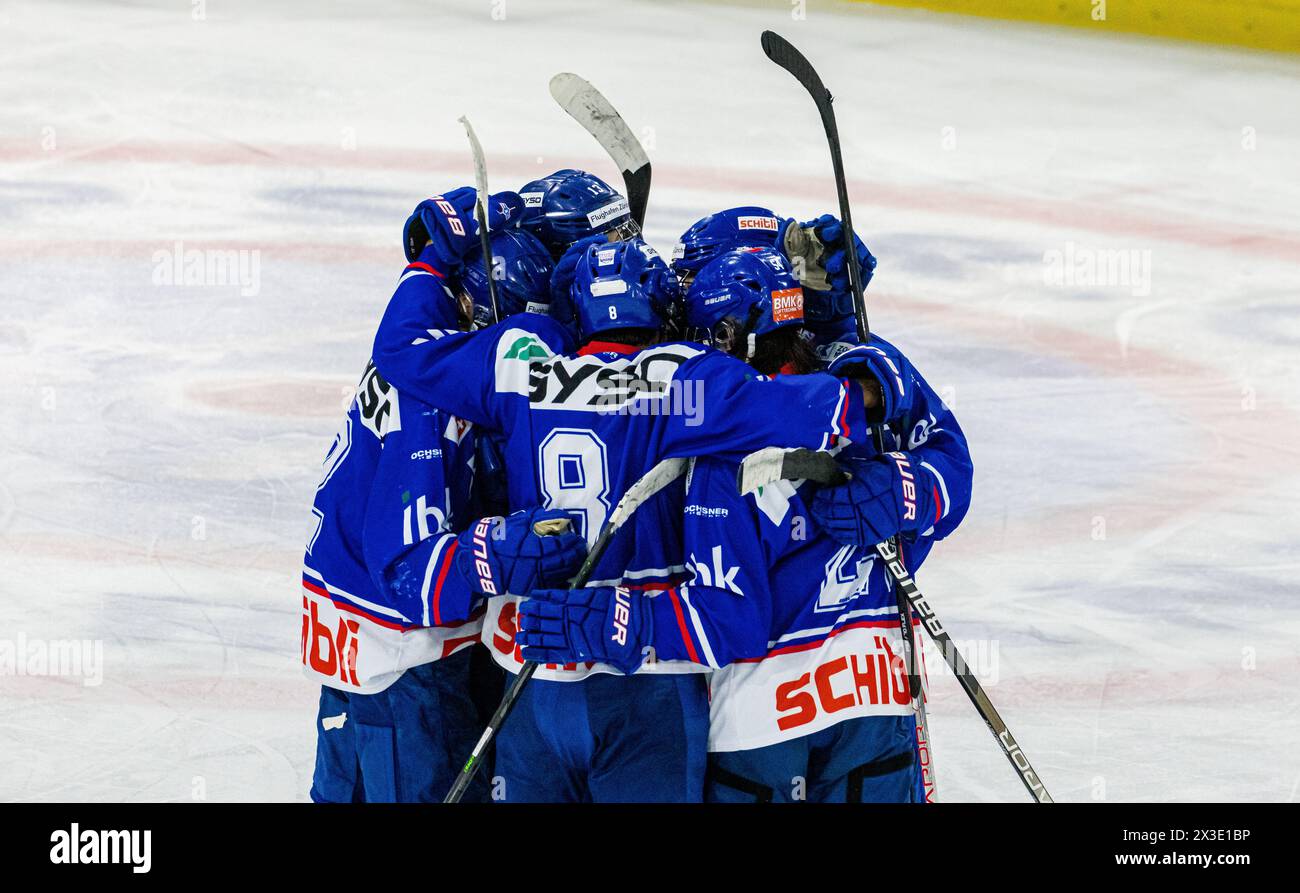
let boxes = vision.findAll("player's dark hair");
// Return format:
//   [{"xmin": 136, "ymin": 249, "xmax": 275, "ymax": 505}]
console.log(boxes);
[{"xmin": 749, "ymin": 326, "xmax": 817, "ymax": 376}]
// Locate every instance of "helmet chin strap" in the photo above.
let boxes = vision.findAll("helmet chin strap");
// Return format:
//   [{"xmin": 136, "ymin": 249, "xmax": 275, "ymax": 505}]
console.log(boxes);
[
  {"xmin": 455, "ymin": 288, "xmax": 477, "ymax": 332},
  {"xmin": 713, "ymin": 304, "xmax": 766, "ymax": 361},
  {"xmin": 737, "ymin": 304, "xmax": 764, "ymax": 361}
]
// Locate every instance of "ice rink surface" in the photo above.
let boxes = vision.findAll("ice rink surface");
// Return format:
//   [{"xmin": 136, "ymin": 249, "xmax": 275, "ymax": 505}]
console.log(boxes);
[{"xmin": 1, "ymin": 0, "xmax": 1297, "ymax": 802}]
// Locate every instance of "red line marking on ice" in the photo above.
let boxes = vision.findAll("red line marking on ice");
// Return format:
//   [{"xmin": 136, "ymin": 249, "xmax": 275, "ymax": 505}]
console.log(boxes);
[{"xmin": 2, "ymin": 137, "xmax": 1296, "ymax": 261}]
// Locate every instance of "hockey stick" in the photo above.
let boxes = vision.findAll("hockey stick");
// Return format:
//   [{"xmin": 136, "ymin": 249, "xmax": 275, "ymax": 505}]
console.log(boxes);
[
  {"xmin": 548, "ymin": 73, "xmax": 651, "ymax": 227},
  {"xmin": 738, "ymin": 447, "xmax": 1054, "ymax": 802},
  {"xmin": 443, "ymin": 456, "xmax": 690, "ymax": 803},
  {"xmin": 736, "ymin": 446, "xmax": 847, "ymax": 495},
  {"xmin": 760, "ymin": 30, "xmax": 937, "ymax": 801},
  {"xmin": 459, "ymin": 115, "xmax": 500, "ymax": 324}
]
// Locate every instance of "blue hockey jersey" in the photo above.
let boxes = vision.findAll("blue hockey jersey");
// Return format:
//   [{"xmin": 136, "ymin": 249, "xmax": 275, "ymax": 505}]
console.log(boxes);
[
  {"xmin": 301, "ymin": 262, "xmax": 486, "ymax": 695},
  {"xmin": 369, "ymin": 276, "xmax": 875, "ymax": 681},
  {"xmin": 641, "ymin": 343, "xmax": 973, "ymax": 751}
]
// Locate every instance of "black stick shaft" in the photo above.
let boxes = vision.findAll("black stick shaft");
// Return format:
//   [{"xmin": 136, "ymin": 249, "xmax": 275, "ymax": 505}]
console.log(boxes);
[
  {"xmin": 762, "ymin": 30, "xmax": 1049, "ymax": 802},
  {"xmin": 443, "ymin": 456, "xmax": 687, "ymax": 803},
  {"xmin": 761, "ymin": 27, "xmax": 926, "ymax": 782},
  {"xmin": 442, "ymin": 522, "xmax": 611, "ymax": 804},
  {"xmin": 876, "ymin": 540, "xmax": 1053, "ymax": 802},
  {"xmin": 475, "ymin": 202, "xmax": 500, "ymax": 324}
]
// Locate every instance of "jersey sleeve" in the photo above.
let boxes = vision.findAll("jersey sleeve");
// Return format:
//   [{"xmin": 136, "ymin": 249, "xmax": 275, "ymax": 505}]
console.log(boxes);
[
  {"xmin": 881, "ymin": 345, "xmax": 973, "ymax": 545},
  {"xmin": 655, "ymin": 349, "xmax": 871, "ymax": 460},
  {"xmin": 646, "ymin": 458, "xmax": 782, "ymax": 668},
  {"xmin": 370, "ymin": 253, "xmax": 572, "ymax": 430},
  {"xmin": 358, "ymin": 407, "xmax": 481, "ymax": 628}
]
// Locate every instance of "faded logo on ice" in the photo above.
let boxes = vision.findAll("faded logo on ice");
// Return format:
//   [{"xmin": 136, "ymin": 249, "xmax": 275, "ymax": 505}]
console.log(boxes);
[
  {"xmin": 0, "ymin": 634, "xmax": 103, "ymax": 687},
  {"xmin": 1042, "ymin": 241, "xmax": 1151, "ymax": 297},
  {"xmin": 152, "ymin": 240, "xmax": 261, "ymax": 297}
]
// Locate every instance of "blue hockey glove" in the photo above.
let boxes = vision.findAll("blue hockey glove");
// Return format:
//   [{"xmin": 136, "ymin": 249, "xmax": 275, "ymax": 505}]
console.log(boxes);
[
  {"xmin": 804, "ymin": 213, "xmax": 877, "ymax": 296},
  {"xmin": 516, "ymin": 586, "xmax": 649, "ymax": 674},
  {"xmin": 453, "ymin": 508, "xmax": 587, "ymax": 598},
  {"xmin": 811, "ymin": 452, "xmax": 938, "ymax": 546},
  {"xmin": 403, "ymin": 187, "xmax": 524, "ymax": 266},
  {"xmin": 818, "ymin": 339, "xmax": 916, "ymax": 423}
]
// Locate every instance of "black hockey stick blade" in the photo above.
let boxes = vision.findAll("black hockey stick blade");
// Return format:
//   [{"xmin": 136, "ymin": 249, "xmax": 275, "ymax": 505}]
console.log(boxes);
[
  {"xmin": 622, "ymin": 164, "xmax": 652, "ymax": 230},
  {"xmin": 549, "ymin": 73, "xmax": 652, "ymax": 227},
  {"xmin": 737, "ymin": 447, "xmax": 846, "ymax": 496},
  {"xmin": 761, "ymin": 31, "xmax": 870, "ymax": 343},
  {"xmin": 761, "ymin": 31, "xmax": 831, "ymax": 107}
]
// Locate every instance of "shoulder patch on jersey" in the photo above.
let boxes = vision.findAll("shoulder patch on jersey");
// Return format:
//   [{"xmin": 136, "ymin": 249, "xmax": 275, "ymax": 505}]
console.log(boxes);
[
  {"xmin": 504, "ymin": 334, "xmax": 549, "ymax": 360},
  {"xmin": 495, "ymin": 327, "xmax": 557, "ymax": 397},
  {"xmin": 356, "ymin": 361, "xmax": 401, "ymax": 439}
]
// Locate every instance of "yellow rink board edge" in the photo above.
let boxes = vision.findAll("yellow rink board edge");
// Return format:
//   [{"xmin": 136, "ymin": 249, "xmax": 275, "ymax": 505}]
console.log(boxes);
[{"xmin": 851, "ymin": 0, "xmax": 1300, "ymax": 53}]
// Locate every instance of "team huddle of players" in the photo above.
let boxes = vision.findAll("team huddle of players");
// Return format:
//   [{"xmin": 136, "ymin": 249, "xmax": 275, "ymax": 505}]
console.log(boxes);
[{"xmin": 301, "ymin": 169, "xmax": 974, "ymax": 803}]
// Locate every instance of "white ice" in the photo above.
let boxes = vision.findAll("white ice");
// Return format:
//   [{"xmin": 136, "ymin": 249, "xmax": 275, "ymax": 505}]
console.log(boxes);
[{"xmin": 1, "ymin": 0, "xmax": 1297, "ymax": 802}]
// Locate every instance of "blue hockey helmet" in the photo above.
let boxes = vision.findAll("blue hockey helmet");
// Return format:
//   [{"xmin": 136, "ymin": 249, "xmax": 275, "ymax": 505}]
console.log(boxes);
[
  {"xmin": 569, "ymin": 237, "xmax": 677, "ymax": 341},
  {"xmin": 684, "ymin": 247, "xmax": 804, "ymax": 352},
  {"xmin": 671, "ymin": 206, "xmax": 785, "ymax": 286},
  {"xmin": 519, "ymin": 169, "xmax": 639, "ymax": 259},
  {"xmin": 457, "ymin": 228, "xmax": 556, "ymax": 328}
]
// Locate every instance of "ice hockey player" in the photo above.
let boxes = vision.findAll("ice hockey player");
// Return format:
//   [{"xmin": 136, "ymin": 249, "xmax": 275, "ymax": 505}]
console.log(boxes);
[
  {"xmin": 671, "ymin": 205, "xmax": 877, "ymax": 345},
  {"xmin": 369, "ymin": 213, "xmax": 890, "ymax": 800},
  {"xmin": 303, "ymin": 187, "xmax": 586, "ymax": 803},
  {"xmin": 516, "ymin": 168, "xmax": 642, "ymax": 331},
  {"xmin": 517, "ymin": 168, "xmax": 640, "ymax": 261},
  {"xmin": 517, "ymin": 245, "xmax": 973, "ymax": 802}
]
